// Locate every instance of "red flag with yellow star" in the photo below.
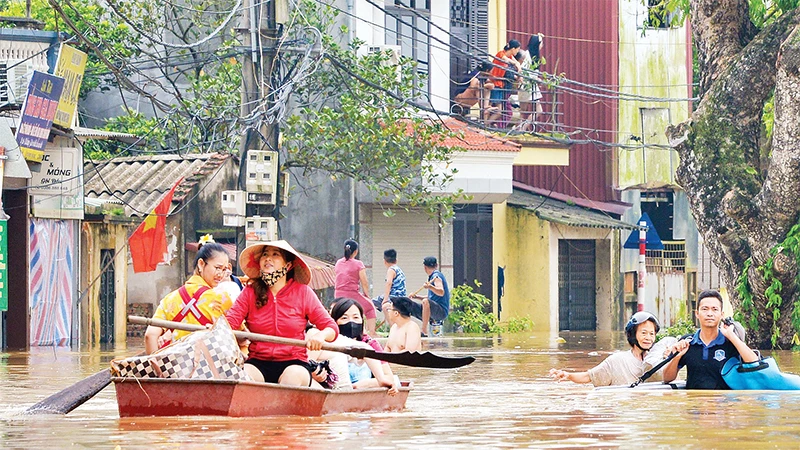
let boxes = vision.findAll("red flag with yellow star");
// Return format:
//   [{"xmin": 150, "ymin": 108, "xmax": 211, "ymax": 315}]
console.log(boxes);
[{"xmin": 129, "ymin": 178, "xmax": 182, "ymax": 273}]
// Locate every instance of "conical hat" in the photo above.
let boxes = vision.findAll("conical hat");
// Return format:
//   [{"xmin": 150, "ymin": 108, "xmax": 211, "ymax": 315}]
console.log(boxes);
[{"xmin": 239, "ymin": 240, "xmax": 312, "ymax": 285}]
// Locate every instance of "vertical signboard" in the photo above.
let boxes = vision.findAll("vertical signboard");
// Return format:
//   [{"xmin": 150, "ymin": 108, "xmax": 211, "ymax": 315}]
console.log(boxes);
[
  {"xmin": 16, "ymin": 71, "xmax": 65, "ymax": 163},
  {"xmin": 53, "ymin": 44, "xmax": 87, "ymax": 129},
  {"xmin": 0, "ymin": 219, "xmax": 6, "ymax": 311},
  {"xmin": 30, "ymin": 147, "xmax": 84, "ymax": 220}
]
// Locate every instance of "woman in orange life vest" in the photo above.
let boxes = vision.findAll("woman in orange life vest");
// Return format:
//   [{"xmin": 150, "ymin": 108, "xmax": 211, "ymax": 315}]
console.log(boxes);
[{"xmin": 144, "ymin": 242, "xmax": 235, "ymax": 354}]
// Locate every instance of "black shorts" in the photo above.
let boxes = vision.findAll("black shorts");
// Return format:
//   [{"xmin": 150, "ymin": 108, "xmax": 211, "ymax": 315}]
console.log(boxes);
[{"xmin": 246, "ymin": 358, "xmax": 312, "ymax": 385}]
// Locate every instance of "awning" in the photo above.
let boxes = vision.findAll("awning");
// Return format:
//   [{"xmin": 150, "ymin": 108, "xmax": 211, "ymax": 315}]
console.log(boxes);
[
  {"xmin": 507, "ymin": 189, "xmax": 643, "ymax": 230},
  {"xmin": 185, "ymin": 243, "xmax": 336, "ymax": 290},
  {"xmin": 301, "ymin": 254, "xmax": 336, "ymax": 290}
]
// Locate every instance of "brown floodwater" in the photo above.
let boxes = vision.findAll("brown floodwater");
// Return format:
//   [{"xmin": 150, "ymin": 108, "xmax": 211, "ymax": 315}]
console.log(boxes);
[{"xmin": 3, "ymin": 332, "xmax": 800, "ymax": 448}]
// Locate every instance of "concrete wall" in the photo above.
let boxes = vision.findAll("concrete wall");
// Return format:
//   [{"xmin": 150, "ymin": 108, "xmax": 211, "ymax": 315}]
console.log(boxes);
[
  {"xmin": 492, "ymin": 203, "xmax": 550, "ymax": 327},
  {"xmin": 616, "ymin": 0, "xmax": 690, "ymax": 188},
  {"xmin": 281, "ymin": 170, "xmax": 352, "ymax": 261},
  {"xmin": 493, "ymin": 203, "xmax": 621, "ymax": 331}
]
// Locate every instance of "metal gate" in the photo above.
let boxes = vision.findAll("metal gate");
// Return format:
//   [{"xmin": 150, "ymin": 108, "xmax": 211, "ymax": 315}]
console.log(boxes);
[
  {"xmin": 558, "ymin": 240, "xmax": 596, "ymax": 330},
  {"xmin": 99, "ymin": 249, "xmax": 115, "ymax": 344},
  {"xmin": 453, "ymin": 204, "xmax": 493, "ymax": 302}
]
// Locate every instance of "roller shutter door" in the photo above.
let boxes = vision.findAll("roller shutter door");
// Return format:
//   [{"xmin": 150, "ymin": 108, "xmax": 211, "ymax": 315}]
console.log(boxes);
[{"xmin": 372, "ymin": 208, "xmax": 439, "ymax": 297}]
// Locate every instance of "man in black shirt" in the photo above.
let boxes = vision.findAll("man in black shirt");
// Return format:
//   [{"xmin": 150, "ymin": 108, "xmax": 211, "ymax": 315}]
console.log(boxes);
[{"xmin": 662, "ymin": 290, "xmax": 758, "ymax": 389}]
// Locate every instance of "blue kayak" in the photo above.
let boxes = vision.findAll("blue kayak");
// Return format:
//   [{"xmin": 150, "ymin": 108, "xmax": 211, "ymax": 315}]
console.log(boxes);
[{"xmin": 721, "ymin": 356, "xmax": 800, "ymax": 390}]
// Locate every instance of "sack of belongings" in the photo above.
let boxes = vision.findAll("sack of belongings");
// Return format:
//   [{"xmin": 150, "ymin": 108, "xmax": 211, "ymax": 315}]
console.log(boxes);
[{"xmin": 111, "ymin": 317, "xmax": 250, "ymax": 381}]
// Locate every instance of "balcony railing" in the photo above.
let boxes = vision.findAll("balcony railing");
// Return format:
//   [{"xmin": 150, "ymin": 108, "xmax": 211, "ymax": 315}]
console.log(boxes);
[{"xmin": 645, "ymin": 240, "xmax": 686, "ymax": 273}]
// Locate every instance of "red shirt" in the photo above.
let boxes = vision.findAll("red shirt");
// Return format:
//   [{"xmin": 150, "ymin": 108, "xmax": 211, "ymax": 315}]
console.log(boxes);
[
  {"xmin": 226, "ymin": 279, "xmax": 338, "ymax": 362},
  {"xmin": 490, "ymin": 50, "xmax": 509, "ymax": 88}
]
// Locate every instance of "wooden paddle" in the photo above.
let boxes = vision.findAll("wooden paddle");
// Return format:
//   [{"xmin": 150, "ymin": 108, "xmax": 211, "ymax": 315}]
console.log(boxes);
[
  {"xmin": 129, "ymin": 315, "xmax": 476, "ymax": 369},
  {"xmin": 24, "ymin": 351, "xmax": 144, "ymax": 415}
]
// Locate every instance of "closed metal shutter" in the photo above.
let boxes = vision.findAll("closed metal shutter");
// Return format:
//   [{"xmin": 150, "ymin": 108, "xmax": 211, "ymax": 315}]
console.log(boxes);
[{"xmin": 372, "ymin": 208, "xmax": 440, "ymax": 299}]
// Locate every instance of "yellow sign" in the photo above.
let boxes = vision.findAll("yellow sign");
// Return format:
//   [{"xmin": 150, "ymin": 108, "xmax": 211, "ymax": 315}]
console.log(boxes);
[{"xmin": 52, "ymin": 44, "xmax": 87, "ymax": 129}]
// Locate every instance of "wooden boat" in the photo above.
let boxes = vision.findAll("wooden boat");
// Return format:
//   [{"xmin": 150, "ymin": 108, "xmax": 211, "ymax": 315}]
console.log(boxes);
[{"xmin": 112, "ymin": 377, "xmax": 412, "ymax": 417}]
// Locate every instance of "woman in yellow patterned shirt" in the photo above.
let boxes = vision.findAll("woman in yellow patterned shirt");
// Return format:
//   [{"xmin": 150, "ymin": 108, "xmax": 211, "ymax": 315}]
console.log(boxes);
[{"xmin": 144, "ymin": 243, "xmax": 234, "ymax": 353}]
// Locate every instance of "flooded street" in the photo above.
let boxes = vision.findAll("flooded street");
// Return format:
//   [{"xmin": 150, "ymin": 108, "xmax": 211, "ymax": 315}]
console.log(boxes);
[{"xmin": 4, "ymin": 332, "xmax": 800, "ymax": 448}]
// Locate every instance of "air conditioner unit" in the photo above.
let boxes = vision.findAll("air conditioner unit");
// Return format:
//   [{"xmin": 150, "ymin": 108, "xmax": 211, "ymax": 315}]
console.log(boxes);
[
  {"xmin": 245, "ymin": 216, "xmax": 278, "ymax": 244},
  {"xmin": 0, "ymin": 60, "xmax": 32, "ymax": 105},
  {"xmin": 221, "ymin": 190, "xmax": 245, "ymax": 216},
  {"xmin": 245, "ymin": 150, "xmax": 278, "ymax": 203}
]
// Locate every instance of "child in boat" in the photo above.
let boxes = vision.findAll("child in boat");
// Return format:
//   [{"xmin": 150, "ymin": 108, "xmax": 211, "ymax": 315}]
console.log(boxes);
[
  {"xmin": 549, "ymin": 311, "xmax": 664, "ymax": 386},
  {"xmin": 144, "ymin": 243, "xmax": 235, "ymax": 354},
  {"xmin": 662, "ymin": 290, "xmax": 758, "ymax": 389},
  {"xmin": 384, "ymin": 297, "xmax": 422, "ymax": 353},
  {"xmin": 225, "ymin": 240, "xmax": 339, "ymax": 386}
]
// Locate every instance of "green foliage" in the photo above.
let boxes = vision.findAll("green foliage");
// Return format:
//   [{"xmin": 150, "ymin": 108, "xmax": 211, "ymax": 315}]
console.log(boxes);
[
  {"xmin": 447, "ymin": 283, "xmax": 500, "ymax": 333},
  {"xmin": 502, "ymin": 317, "xmax": 535, "ymax": 333},
  {"xmin": 282, "ymin": 1, "xmax": 469, "ymax": 223},
  {"xmin": 656, "ymin": 317, "xmax": 695, "ymax": 341},
  {"xmin": 0, "ymin": 0, "xmax": 141, "ymax": 97},
  {"xmin": 446, "ymin": 282, "xmax": 533, "ymax": 333},
  {"xmin": 736, "ymin": 220, "xmax": 800, "ymax": 348}
]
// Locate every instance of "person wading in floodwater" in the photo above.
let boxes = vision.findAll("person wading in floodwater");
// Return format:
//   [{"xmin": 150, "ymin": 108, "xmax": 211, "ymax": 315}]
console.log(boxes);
[{"xmin": 549, "ymin": 312, "xmax": 664, "ymax": 386}]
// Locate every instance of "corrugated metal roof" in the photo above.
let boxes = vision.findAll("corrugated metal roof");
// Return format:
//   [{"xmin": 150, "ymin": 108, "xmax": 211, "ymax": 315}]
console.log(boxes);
[
  {"xmin": 84, "ymin": 153, "xmax": 233, "ymax": 217},
  {"xmin": 507, "ymin": 189, "xmax": 641, "ymax": 230},
  {"xmin": 507, "ymin": 0, "xmax": 619, "ymax": 203},
  {"xmin": 73, "ymin": 127, "xmax": 143, "ymax": 145}
]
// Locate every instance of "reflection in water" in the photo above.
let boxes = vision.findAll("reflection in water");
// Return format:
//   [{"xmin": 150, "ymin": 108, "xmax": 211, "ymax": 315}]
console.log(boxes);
[{"xmin": 4, "ymin": 332, "xmax": 800, "ymax": 448}]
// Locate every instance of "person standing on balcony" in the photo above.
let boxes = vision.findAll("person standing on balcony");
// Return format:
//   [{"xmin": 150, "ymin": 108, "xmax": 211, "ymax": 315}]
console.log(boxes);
[{"xmin": 487, "ymin": 40, "xmax": 521, "ymax": 128}]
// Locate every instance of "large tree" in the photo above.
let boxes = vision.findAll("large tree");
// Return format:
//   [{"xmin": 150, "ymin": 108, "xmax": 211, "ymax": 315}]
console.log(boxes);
[{"xmin": 667, "ymin": 0, "xmax": 800, "ymax": 347}]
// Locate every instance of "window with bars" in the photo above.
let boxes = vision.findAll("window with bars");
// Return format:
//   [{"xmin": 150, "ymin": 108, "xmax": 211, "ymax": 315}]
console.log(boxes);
[{"xmin": 385, "ymin": 0, "xmax": 431, "ymax": 95}]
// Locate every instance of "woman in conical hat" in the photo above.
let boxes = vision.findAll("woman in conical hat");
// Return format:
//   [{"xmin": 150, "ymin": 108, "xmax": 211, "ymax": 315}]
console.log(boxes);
[{"xmin": 225, "ymin": 240, "xmax": 339, "ymax": 386}]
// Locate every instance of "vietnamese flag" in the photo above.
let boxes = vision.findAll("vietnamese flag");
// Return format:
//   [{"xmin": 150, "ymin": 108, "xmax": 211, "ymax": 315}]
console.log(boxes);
[{"xmin": 129, "ymin": 178, "xmax": 183, "ymax": 273}]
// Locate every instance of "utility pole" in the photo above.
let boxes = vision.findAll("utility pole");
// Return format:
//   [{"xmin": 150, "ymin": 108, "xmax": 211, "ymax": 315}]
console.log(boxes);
[{"xmin": 236, "ymin": 0, "xmax": 283, "ymax": 256}]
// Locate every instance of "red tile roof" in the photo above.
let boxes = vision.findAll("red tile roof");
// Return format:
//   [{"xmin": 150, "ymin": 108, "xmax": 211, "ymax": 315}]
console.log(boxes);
[{"xmin": 438, "ymin": 118, "xmax": 521, "ymax": 153}]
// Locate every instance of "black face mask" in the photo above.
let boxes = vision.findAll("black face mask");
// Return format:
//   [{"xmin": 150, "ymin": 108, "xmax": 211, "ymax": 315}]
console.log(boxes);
[{"xmin": 338, "ymin": 321, "xmax": 363, "ymax": 339}]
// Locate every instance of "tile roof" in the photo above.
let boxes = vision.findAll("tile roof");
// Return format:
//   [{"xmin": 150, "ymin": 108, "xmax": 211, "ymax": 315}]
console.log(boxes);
[
  {"xmin": 84, "ymin": 153, "xmax": 233, "ymax": 217},
  {"xmin": 438, "ymin": 118, "xmax": 521, "ymax": 152},
  {"xmin": 507, "ymin": 189, "xmax": 642, "ymax": 231}
]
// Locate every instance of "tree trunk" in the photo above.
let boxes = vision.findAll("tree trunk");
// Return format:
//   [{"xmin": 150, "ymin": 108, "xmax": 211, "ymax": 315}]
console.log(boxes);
[{"xmin": 668, "ymin": 2, "xmax": 800, "ymax": 348}]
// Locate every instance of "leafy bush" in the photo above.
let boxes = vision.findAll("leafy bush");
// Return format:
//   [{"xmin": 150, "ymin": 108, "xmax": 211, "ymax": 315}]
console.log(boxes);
[
  {"xmin": 502, "ymin": 317, "xmax": 535, "ymax": 333},
  {"xmin": 656, "ymin": 317, "xmax": 696, "ymax": 341},
  {"xmin": 447, "ymin": 282, "xmax": 533, "ymax": 333}
]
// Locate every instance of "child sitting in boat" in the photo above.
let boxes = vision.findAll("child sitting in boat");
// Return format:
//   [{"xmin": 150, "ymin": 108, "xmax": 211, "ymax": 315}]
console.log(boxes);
[
  {"xmin": 226, "ymin": 240, "xmax": 339, "ymax": 387},
  {"xmin": 549, "ymin": 311, "xmax": 664, "ymax": 387}
]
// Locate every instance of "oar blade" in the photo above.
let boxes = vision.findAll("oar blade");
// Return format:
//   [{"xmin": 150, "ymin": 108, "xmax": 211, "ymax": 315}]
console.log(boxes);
[
  {"xmin": 361, "ymin": 348, "xmax": 475, "ymax": 369},
  {"xmin": 24, "ymin": 369, "xmax": 112, "ymax": 415}
]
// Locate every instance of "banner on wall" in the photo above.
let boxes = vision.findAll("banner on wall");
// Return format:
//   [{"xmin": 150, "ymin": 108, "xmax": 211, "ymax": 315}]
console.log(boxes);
[
  {"xmin": 16, "ymin": 71, "xmax": 65, "ymax": 163},
  {"xmin": 52, "ymin": 44, "xmax": 87, "ymax": 129},
  {"xmin": 29, "ymin": 147, "xmax": 84, "ymax": 220}
]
